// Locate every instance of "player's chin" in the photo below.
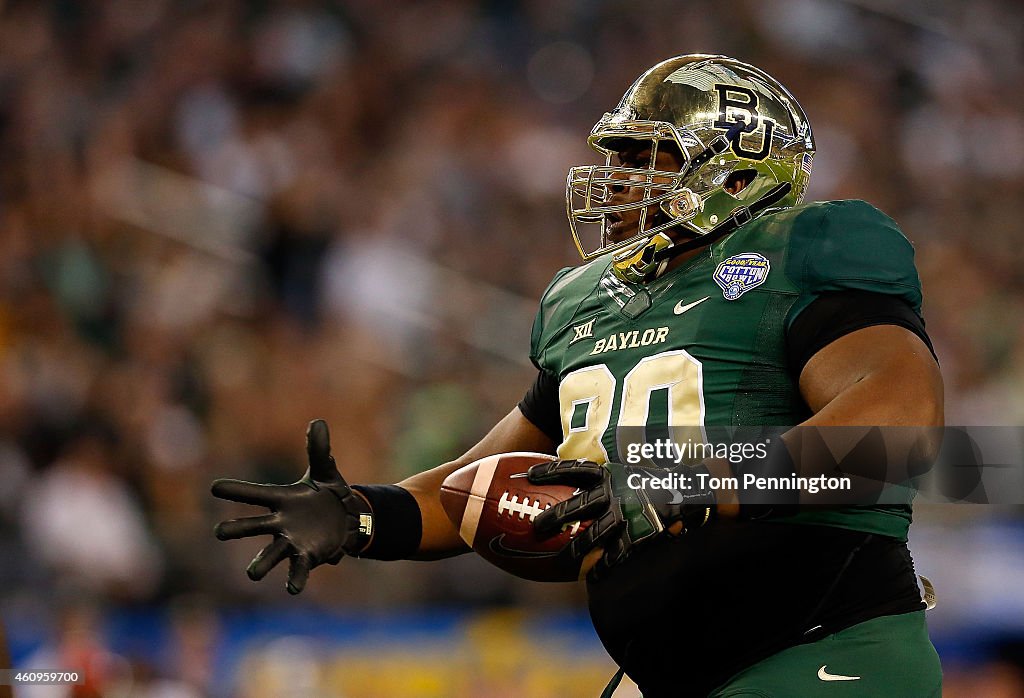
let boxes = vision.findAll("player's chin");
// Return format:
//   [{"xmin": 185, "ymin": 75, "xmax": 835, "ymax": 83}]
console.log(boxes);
[{"xmin": 606, "ymin": 219, "xmax": 639, "ymax": 243}]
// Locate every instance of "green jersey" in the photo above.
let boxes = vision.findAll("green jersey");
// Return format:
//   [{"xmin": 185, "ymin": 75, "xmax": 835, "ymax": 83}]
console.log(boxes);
[{"xmin": 529, "ymin": 200, "xmax": 924, "ymax": 540}]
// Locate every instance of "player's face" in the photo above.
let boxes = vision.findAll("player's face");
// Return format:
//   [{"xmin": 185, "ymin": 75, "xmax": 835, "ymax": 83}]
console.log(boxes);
[{"xmin": 604, "ymin": 145, "xmax": 684, "ymax": 243}]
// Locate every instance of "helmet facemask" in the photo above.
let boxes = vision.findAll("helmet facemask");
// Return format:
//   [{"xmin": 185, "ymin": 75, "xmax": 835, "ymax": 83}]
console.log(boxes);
[{"xmin": 566, "ymin": 119, "xmax": 708, "ymax": 264}]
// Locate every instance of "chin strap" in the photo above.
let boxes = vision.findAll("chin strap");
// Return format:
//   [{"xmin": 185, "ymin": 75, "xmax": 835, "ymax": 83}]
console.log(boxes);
[
  {"xmin": 680, "ymin": 118, "xmax": 749, "ymax": 179},
  {"xmin": 652, "ymin": 180, "xmax": 792, "ymax": 267}
]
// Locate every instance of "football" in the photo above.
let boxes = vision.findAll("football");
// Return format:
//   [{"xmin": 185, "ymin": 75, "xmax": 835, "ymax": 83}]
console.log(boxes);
[{"xmin": 440, "ymin": 452, "xmax": 590, "ymax": 583}]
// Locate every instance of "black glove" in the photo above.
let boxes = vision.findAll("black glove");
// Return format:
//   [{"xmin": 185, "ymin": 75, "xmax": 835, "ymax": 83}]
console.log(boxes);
[
  {"xmin": 527, "ymin": 459, "xmax": 714, "ymax": 576},
  {"xmin": 212, "ymin": 419, "xmax": 371, "ymax": 594}
]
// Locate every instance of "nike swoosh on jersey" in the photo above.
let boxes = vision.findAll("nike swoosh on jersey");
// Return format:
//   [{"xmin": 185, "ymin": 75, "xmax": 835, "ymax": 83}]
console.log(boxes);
[
  {"xmin": 673, "ymin": 296, "xmax": 710, "ymax": 315},
  {"xmin": 817, "ymin": 665, "xmax": 861, "ymax": 682}
]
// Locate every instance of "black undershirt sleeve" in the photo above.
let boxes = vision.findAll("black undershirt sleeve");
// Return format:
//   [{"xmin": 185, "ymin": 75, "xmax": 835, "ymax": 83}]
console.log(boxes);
[
  {"xmin": 518, "ymin": 368, "xmax": 562, "ymax": 443},
  {"xmin": 787, "ymin": 289, "xmax": 936, "ymax": 376}
]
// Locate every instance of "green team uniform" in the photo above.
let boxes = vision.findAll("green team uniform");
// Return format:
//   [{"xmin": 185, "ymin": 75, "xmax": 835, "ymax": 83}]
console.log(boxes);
[
  {"xmin": 532, "ymin": 199, "xmax": 920, "ymax": 540},
  {"xmin": 528, "ymin": 200, "xmax": 940, "ymax": 696},
  {"xmin": 710, "ymin": 611, "xmax": 940, "ymax": 697}
]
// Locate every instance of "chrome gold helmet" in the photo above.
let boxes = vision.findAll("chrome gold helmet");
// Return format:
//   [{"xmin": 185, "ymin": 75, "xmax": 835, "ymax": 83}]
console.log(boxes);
[{"xmin": 567, "ymin": 54, "xmax": 815, "ymax": 282}]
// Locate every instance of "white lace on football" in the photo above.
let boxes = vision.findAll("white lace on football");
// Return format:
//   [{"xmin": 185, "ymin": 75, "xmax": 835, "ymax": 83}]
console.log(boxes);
[
  {"xmin": 497, "ymin": 492, "xmax": 581, "ymax": 535},
  {"xmin": 498, "ymin": 491, "xmax": 546, "ymax": 521}
]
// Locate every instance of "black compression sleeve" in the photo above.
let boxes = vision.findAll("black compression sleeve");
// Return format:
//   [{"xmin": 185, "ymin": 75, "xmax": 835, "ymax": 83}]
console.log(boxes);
[
  {"xmin": 787, "ymin": 290, "xmax": 936, "ymax": 376},
  {"xmin": 518, "ymin": 369, "xmax": 562, "ymax": 443},
  {"xmin": 350, "ymin": 484, "xmax": 422, "ymax": 560}
]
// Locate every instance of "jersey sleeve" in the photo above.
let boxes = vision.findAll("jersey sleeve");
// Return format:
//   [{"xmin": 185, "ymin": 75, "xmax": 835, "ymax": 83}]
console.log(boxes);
[
  {"xmin": 785, "ymin": 200, "xmax": 924, "ymax": 332},
  {"xmin": 528, "ymin": 266, "xmax": 577, "ymax": 373}
]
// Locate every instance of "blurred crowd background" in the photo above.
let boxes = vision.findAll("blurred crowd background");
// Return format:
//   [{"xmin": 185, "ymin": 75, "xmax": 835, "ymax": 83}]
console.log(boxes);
[{"xmin": 0, "ymin": 0, "xmax": 1022, "ymax": 695}]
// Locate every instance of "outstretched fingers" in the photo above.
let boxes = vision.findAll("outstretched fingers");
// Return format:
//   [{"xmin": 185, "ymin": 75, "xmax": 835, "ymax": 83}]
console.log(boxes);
[
  {"xmin": 287, "ymin": 554, "xmax": 312, "ymax": 595},
  {"xmin": 305, "ymin": 419, "xmax": 344, "ymax": 483},
  {"xmin": 211, "ymin": 479, "xmax": 286, "ymax": 507},
  {"xmin": 215, "ymin": 513, "xmax": 281, "ymax": 541},
  {"xmin": 247, "ymin": 536, "xmax": 292, "ymax": 581}
]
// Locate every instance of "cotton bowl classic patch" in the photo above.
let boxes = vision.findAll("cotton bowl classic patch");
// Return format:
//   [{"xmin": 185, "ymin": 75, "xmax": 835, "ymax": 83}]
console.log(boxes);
[{"xmin": 714, "ymin": 253, "xmax": 770, "ymax": 300}]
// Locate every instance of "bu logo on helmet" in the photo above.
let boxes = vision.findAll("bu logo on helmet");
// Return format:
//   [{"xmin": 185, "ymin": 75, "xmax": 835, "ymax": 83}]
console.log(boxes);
[
  {"xmin": 712, "ymin": 84, "xmax": 774, "ymax": 160},
  {"xmin": 714, "ymin": 253, "xmax": 770, "ymax": 300}
]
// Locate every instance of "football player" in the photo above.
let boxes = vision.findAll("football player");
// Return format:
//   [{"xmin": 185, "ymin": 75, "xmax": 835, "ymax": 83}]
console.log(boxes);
[{"xmin": 213, "ymin": 55, "xmax": 943, "ymax": 697}]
